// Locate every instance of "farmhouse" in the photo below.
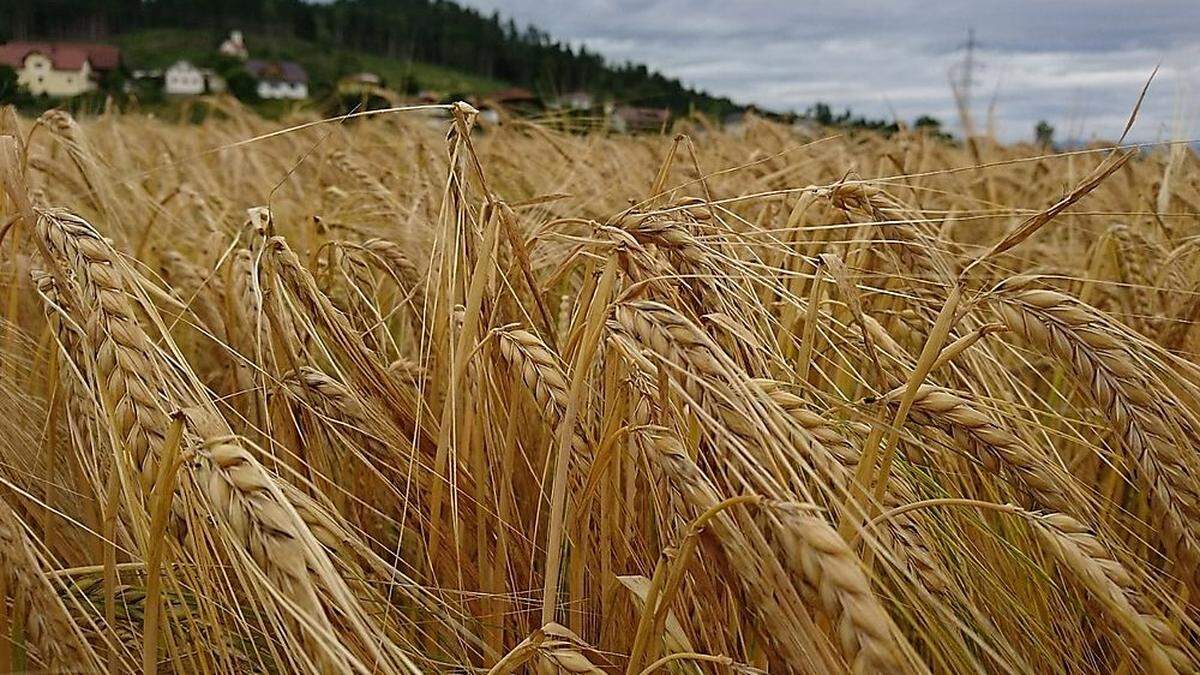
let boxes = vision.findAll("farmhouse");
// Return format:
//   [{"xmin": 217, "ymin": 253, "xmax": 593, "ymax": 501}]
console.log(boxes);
[
  {"xmin": 0, "ymin": 41, "xmax": 120, "ymax": 97},
  {"xmin": 164, "ymin": 60, "xmax": 225, "ymax": 95},
  {"xmin": 164, "ymin": 60, "xmax": 204, "ymax": 95},
  {"xmin": 552, "ymin": 91, "xmax": 594, "ymax": 110},
  {"xmin": 245, "ymin": 59, "xmax": 308, "ymax": 100},
  {"xmin": 218, "ymin": 30, "xmax": 248, "ymax": 60}
]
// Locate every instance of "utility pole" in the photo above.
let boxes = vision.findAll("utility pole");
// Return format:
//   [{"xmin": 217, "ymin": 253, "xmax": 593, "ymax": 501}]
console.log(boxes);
[
  {"xmin": 961, "ymin": 28, "xmax": 975, "ymax": 112},
  {"xmin": 950, "ymin": 27, "xmax": 979, "ymax": 138}
]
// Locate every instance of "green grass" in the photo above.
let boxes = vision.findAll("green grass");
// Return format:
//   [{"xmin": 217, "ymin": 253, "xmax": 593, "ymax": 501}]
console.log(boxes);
[
  {"xmin": 115, "ymin": 29, "xmax": 217, "ymax": 71},
  {"xmin": 116, "ymin": 29, "xmax": 507, "ymax": 97}
]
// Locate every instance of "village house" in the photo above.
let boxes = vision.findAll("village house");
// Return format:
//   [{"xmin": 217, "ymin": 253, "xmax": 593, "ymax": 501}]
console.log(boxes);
[
  {"xmin": 0, "ymin": 41, "xmax": 120, "ymax": 98},
  {"xmin": 164, "ymin": 60, "xmax": 203, "ymax": 95},
  {"xmin": 164, "ymin": 60, "xmax": 225, "ymax": 95},
  {"xmin": 552, "ymin": 90, "xmax": 594, "ymax": 110},
  {"xmin": 218, "ymin": 30, "xmax": 249, "ymax": 60},
  {"xmin": 245, "ymin": 59, "xmax": 308, "ymax": 100}
]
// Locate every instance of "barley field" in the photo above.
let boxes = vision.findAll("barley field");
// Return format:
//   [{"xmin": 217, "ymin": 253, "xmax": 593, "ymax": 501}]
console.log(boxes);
[{"xmin": 0, "ymin": 101, "xmax": 1199, "ymax": 674}]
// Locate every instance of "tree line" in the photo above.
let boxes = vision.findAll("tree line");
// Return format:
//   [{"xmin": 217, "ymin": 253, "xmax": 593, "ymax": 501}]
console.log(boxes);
[
  {"xmin": 4, "ymin": 0, "xmax": 979, "ymax": 137},
  {"xmin": 3, "ymin": 0, "xmax": 743, "ymax": 117}
]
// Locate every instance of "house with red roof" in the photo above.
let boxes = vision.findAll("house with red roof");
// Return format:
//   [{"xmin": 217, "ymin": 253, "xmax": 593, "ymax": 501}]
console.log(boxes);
[{"xmin": 0, "ymin": 42, "xmax": 120, "ymax": 98}]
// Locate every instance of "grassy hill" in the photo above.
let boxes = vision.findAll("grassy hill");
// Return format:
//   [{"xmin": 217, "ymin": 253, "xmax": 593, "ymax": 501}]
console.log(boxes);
[
  {"xmin": 118, "ymin": 28, "xmax": 508, "ymax": 99},
  {"xmin": 8, "ymin": 0, "xmax": 743, "ymax": 118}
]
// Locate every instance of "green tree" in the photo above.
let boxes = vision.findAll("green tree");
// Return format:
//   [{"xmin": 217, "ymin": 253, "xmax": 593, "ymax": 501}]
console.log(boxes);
[
  {"xmin": 399, "ymin": 73, "xmax": 418, "ymax": 96},
  {"xmin": 914, "ymin": 115, "xmax": 952, "ymax": 140},
  {"xmin": 1035, "ymin": 120, "xmax": 1055, "ymax": 148},
  {"xmin": 0, "ymin": 65, "xmax": 21, "ymax": 103},
  {"xmin": 914, "ymin": 115, "xmax": 942, "ymax": 130},
  {"xmin": 99, "ymin": 67, "xmax": 126, "ymax": 95},
  {"xmin": 225, "ymin": 69, "xmax": 259, "ymax": 102},
  {"xmin": 31, "ymin": 0, "xmax": 749, "ymax": 118}
]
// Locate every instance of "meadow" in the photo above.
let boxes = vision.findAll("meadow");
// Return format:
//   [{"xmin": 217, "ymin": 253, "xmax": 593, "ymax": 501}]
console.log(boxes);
[{"xmin": 0, "ymin": 100, "xmax": 1198, "ymax": 674}]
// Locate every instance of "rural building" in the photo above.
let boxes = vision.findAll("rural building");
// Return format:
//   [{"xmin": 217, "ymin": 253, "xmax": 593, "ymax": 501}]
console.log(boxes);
[
  {"xmin": 130, "ymin": 61, "xmax": 226, "ymax": 96},
  {"xmin": 218, "ymin": 30, "xmax": 248, "ymax": 60},
  {"xmin": 553, "ymin": 91, "xmax": 594, "ymax": 110},
  {"xmin": 0, "ymin": 41, "xmax": 119, "ymax": 97},
  {"xmin": 164, "ymin": 60, "xmax": 205, "ymax": 95},
  {"xmin": 245, "ymin": 59, "xmax": 308, "ymax": 99}
]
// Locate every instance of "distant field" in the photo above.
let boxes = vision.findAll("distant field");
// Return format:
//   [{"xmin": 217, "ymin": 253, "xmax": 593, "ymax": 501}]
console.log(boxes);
[{"xmin": 0, "ymin": 105, "xmax": 1198, "ymax": 674}]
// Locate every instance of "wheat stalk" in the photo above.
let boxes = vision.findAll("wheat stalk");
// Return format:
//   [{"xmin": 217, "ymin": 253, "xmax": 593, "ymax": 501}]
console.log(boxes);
[
  {"xmin": 991, "ymin": 280, "xmax": 1200, "ymax": 580},
  {"xmin": 0, "ymin": 501, "xmax": 94, "ymax": 670}
]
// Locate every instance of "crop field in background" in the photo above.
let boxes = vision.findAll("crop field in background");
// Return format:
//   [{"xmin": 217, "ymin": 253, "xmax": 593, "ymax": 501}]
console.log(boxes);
[{"xmin": 0, "ymin": 101, "xmax": 1199, "ymax": 674}]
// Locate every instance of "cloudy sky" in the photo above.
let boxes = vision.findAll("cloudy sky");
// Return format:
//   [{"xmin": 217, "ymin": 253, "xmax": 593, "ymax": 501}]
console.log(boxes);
[{"xmin": 458, "ymin": 0, "xmax": 1200, "ymax": 142}]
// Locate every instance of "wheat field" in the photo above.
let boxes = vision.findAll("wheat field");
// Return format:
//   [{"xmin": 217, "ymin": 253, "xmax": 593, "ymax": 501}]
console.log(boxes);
[{"xmin": 0, "ymin": 100, "xmax": 1199, "ymax": 673}]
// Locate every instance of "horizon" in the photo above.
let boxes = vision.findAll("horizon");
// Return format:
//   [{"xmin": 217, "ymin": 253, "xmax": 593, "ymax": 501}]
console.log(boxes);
[{"xmin": 457, "ymin": 0, "xmax": 1200, "ymax": 143}]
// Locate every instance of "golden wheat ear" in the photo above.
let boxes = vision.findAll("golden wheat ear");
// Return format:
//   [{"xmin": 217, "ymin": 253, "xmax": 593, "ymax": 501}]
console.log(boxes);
[{"xmin": 4, "ymin": 88, "xmax": 1199, "ymax": 674}]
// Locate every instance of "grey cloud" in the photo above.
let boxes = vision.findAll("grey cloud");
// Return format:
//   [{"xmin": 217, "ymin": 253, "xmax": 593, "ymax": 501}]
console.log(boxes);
[{"xmin": 459, "ymin": 0, "xmax": 1200, "ymax": 141}]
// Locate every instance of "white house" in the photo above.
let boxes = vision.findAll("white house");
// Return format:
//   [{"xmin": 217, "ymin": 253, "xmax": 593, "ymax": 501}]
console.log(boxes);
[
  {"xmin": 164, "ymin": 60, "xmax": 205, "ymax": 95},
  {"xmin": 218, "ymin": 30, "xmax": 248, "ymax": 60},
  {"xmin": 161, "ymin": 61, "xmax": 225, "ymax": 95},
  {"xmin": 245, "ymin": 59, "xmax": 308, "ymax": 100},
  {"xmin": 553, "ymin": 91, "xmax": 594, "ymax": 110}
]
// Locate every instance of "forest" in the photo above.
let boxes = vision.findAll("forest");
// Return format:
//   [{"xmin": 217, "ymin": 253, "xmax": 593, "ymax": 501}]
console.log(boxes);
[{"xmin": 3, "ymin": 0, "xmax": 745, "ymax": 117}]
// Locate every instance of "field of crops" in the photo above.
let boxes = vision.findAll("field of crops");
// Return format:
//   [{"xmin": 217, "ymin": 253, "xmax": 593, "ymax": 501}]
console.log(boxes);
[{"xmin": 1, "ymin": 102, "xmax": 1199, "ymax": 673}]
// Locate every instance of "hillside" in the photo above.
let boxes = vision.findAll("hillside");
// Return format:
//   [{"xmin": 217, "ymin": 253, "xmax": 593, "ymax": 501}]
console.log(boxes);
[
  {"xmin": 6, "ymin": 0, "xmax": 744, "ymax": 117},
  {"xmin": 117, "ymin": 28, "xmax": 508, "ymax": 99}
]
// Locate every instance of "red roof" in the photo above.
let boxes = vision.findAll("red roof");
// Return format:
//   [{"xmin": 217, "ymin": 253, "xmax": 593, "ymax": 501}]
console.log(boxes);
[{"xmin": 0, "ymin": 42, "xmax": 120, "ymax": 71}]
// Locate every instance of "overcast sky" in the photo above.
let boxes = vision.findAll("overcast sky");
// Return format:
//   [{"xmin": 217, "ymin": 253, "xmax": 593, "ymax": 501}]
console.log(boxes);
[{"xmin": 458, "ymin": 0, "xmax": 1200, "ymax": 142}]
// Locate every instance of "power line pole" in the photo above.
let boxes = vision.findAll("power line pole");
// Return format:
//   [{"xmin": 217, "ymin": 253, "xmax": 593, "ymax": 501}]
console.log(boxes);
[
  {"xmin": 951, "ymin": 27, "xmax": 979, "ymax": 137},
  {"xmin": 961, "ymin": 28, "xmax": 976, "ymax": 110}
]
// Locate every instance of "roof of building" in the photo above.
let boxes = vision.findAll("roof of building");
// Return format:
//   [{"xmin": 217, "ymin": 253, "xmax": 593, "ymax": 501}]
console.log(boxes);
[
  {"xmin": 0, "ymin": 41, "xmax": 120, "ymax": 71},
  {"xmin": 245, "ymin": 59, "xmax": 308, "ymax": 84}
]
